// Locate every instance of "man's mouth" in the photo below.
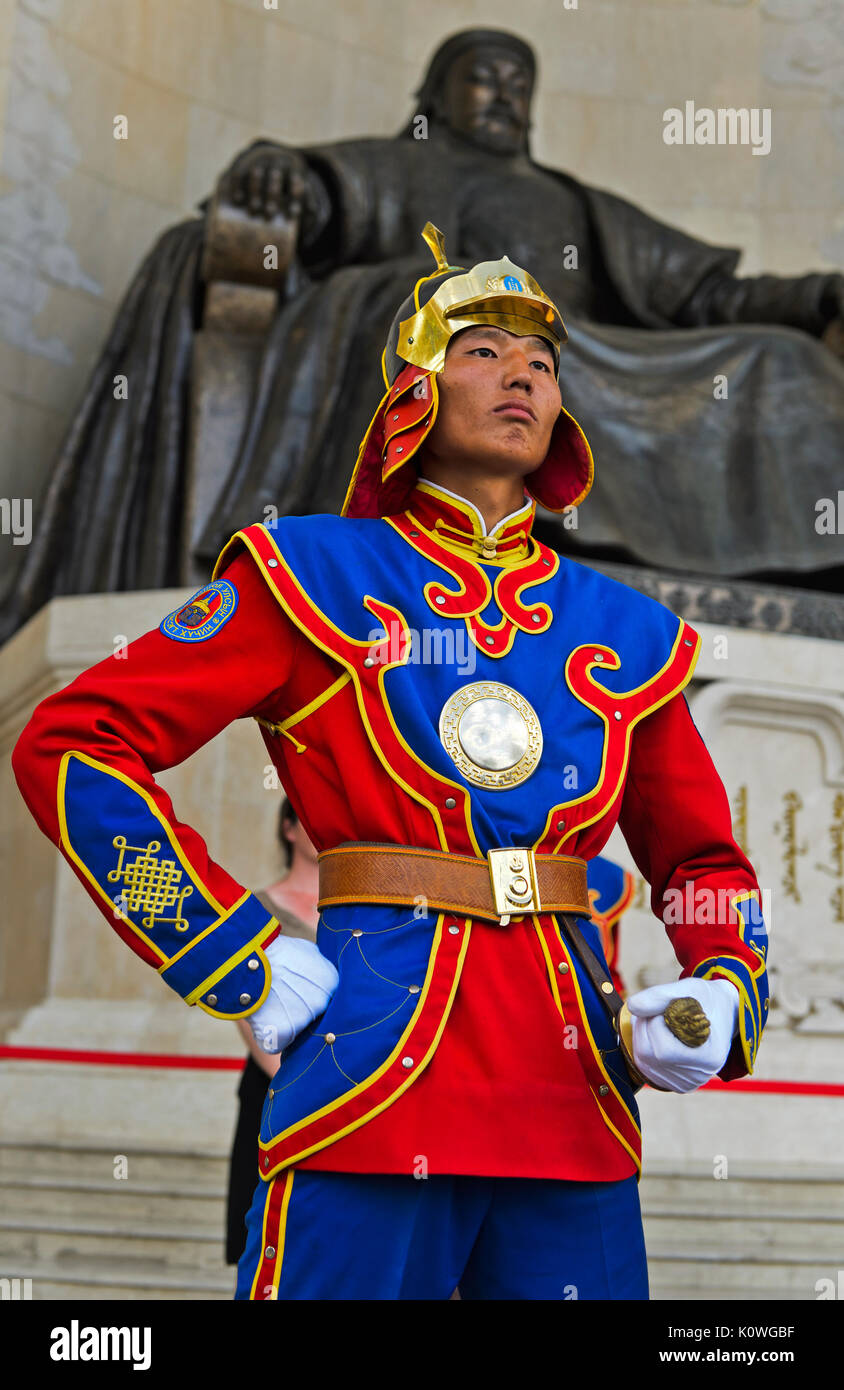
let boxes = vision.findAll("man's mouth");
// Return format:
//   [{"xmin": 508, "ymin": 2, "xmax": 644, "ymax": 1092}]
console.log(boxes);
[{"xmin": 494, "ymin": 401, "xmax": 536, "ymax": 422}]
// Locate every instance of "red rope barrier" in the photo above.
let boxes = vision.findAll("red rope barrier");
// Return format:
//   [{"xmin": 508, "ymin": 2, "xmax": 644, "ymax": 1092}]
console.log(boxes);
[
  {"xmin": 0, "ymin": 1045, "xmax": 244, "ymax": 1070},
  {"xmin": 0, "ymin": 1045, "xmax": 841, "ymax": 1093}
]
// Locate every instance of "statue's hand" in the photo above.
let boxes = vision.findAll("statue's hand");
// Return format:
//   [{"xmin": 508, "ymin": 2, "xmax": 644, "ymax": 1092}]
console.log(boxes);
[
  {"xmin": 218, "ymin": 144, "xmax": 311, "ymax": 226},
  {"xmin": 821, "ymin": 316, "xmax": 844, "ymax": 360}
]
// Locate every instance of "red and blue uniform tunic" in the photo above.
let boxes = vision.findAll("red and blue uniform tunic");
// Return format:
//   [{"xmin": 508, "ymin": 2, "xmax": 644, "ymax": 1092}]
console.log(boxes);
[{"xmin": 12, "ymin": 478, "xmax": 769, "ymax": 1189}]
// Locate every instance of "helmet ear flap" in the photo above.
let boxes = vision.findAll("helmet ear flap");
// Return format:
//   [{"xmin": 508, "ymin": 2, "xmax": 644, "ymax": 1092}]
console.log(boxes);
[
  {"xmin": 524, "ymin": 405, "xmax": 594, "ymax": 514},
  {"xmin": 382, "ymin": 367, "xmax": 438, "ymax": 482},
  {"xmin": 341, "ymin": 365, "xmax": 438, "ymax": 519}
]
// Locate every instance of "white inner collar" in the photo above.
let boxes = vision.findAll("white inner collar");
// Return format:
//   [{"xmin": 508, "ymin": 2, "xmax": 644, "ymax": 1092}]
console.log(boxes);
[{"xmin": 417, "ymin": 476, "xmax": 531, "ymax": 539}]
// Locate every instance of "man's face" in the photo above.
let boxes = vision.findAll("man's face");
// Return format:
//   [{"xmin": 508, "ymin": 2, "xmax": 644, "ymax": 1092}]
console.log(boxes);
[
  {"xmin": 438, "ymin": 46, "xmax": 533, "ymax": 154},
  {"xmin": 421, "ymin": 325, "xmax": 561, "ymax": 481}
]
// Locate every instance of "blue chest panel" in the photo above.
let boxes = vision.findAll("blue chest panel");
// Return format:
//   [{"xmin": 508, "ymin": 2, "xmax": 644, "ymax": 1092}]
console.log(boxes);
[{"xmin": 267, "ymin": 515, "xmax": 684, "ymax": 853}]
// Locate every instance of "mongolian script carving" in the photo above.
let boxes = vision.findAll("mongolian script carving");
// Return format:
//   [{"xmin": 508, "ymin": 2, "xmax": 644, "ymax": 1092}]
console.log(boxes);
[
  {"xmin": 731, "ymin": 783, "xmax": 749, "ymax": 857},
  {"xmin": 773, "ymin": 789, "xmax": 808, "ymax": 904},
  {"xmin": 815, "ymin": 791, "xmax": 844, "ymax": 924}
]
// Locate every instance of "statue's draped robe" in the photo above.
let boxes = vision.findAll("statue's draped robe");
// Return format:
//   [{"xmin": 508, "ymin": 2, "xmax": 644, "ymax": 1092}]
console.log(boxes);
[{"xmin": 4, "ymin": 126, "xmax": 842, "ymax": 644}]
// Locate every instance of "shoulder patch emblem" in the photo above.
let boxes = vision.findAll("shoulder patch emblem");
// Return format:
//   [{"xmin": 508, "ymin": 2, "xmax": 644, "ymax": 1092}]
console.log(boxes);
[{"xmin": 160, "ymin": 580, "xmax": 238, "ymax": 643}]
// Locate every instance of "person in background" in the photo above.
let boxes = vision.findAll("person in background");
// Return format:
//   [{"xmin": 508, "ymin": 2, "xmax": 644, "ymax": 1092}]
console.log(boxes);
[{"xmin": 225, "ymin": 798, "xmax": 319, "ymax": 1265}]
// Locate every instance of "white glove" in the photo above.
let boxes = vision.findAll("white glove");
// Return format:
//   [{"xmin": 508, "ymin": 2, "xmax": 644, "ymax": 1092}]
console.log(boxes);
[
  {"xmin": 247, "ymin": 936, "xmax": 339, "ymax": 1054},
  {"xmin": 627, "ymin": 977, "xmax": 739, "ymax": 1093}
]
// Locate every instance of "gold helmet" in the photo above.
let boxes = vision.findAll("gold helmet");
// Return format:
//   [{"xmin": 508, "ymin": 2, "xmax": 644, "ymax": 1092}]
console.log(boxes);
[{"xmin": 342, "ymin": 222, "xmax": 593, "ymax": 520}]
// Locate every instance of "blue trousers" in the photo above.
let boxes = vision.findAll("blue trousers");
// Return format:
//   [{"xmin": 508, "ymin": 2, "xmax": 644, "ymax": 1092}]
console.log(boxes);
[{"xmin": 235, "ymin": 1168, "xmax": 649, "ymax": 1300}]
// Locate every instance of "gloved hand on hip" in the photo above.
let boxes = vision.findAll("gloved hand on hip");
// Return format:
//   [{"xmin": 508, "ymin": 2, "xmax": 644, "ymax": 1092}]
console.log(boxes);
[
  {"xmin": 247, "ymin": 936, "xmax": 339, "ymax": 1053},
  {"xmin": 626, "ymin": 977, "xmax": 739, "ymax": 1093}
]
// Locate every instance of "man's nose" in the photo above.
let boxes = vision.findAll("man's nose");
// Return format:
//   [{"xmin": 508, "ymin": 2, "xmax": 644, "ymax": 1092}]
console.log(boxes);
[{"xmin": 502, "ymin": 351, "xmax": 533, "ymax": 389}]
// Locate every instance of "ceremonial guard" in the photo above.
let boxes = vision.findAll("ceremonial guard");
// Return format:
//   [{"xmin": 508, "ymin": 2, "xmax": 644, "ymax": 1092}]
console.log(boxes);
[{"xmin": 12, "ymin": 224, "xmax": 769, "ymax": 1300}]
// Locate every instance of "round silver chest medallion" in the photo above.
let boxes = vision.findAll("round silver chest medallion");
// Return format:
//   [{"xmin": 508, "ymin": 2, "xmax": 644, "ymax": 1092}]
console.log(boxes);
[{"xmin": 439, "ymin": 682, "xmax": 543, "ymax": 789}]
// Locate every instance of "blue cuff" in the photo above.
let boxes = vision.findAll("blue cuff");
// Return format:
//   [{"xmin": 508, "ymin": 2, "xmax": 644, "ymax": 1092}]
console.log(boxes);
[
  {"xmin": 160, "ymin": 891, "xmax": 278, "ymax": 1019},
  {"xmin": 689, "ymin": 894, "xmax": 769, "ymax": 1074}
]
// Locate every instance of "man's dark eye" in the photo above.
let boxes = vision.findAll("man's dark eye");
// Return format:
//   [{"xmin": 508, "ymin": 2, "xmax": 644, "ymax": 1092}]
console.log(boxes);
[
  {"xmin": 469, "ymin": 346, "xmax": 496, "ymax": 357},
  {"xmin": 532, "ymin": 360, "xmax": 551, "ymax": 372}
]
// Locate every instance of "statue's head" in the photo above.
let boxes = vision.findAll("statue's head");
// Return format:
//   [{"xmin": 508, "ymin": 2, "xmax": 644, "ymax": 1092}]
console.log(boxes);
[
  {"xmin": 342, "ymin": 224, "xmax": 593, "ymax": 520},
  {"xmin": 413, "ymin": 28, "xmax": 535, "ymax": 155}
]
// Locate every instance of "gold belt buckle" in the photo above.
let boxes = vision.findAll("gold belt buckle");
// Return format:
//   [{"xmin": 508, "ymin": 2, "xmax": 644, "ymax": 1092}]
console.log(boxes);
[{"xmin": 487, "ymin": 847, "xmax": 541, "ymax": 925}]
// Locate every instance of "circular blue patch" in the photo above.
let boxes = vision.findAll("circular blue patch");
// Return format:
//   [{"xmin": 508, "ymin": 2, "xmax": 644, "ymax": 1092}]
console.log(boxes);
[{"xmin": 160, "ymin": 579, "xmax": 239, "ymax": 643}]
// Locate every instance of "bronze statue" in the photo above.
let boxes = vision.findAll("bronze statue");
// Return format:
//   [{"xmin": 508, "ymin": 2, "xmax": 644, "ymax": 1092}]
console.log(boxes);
[{"xmin": 3, "ymin": 27, "xmax": 842, "ymax": 646}]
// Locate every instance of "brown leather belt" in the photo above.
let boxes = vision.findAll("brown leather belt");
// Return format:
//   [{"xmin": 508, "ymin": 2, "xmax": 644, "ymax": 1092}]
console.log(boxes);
[
  {"xmin": 317, "ymin": 842, "xmax": 591, "ymax": 925},
  {"xmin": 317, "ymin": 842, "xmax": 650, "ymax": 1092}
]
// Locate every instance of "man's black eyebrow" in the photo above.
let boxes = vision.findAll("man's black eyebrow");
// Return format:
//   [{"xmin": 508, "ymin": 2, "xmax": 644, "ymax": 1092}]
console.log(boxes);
[{"xmin": 459, "ymin": 325, "xmax": 555, "ymax": 357}]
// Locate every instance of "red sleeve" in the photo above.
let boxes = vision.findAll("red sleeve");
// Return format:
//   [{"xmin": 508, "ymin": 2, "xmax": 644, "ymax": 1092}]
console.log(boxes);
[
  {"xmin": 11, "ymin": 551, "xmax": 305, "ymax": 1021},
  {"xmin": 618, "ymin": 692, "xmax": 769, "ymax": 1079}
]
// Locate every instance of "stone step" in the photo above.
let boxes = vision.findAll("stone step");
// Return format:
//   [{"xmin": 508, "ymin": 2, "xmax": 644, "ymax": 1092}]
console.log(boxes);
[
  {"xmin": 645, "ymin": 1250, "xmax": 832, "ymax": 1298},
  {"xmin": 0, "ymin": 1257, "xmax": 812, "ymax": 1304},
  {"xmin": 2, "ymin": 1140, "xmax": 840, "ymax": 1205},
  {"xmin": 0, "ymin": 1237, "xmax": 825, "ymax": 1302},
  {"xmin": 1, "ymin": 1139, "xmax": 840, "ymax": 1303},
  {"xmin": 6, "ymin": 1257, "xmax": 233, "ymax": 1300},
  {"xmin": 2, "ymin": 1214, "xmax": 830, "ymax": 1280},
  {"xmin": 0, "ymin": 1175, "xmax": 228, "ymax": 1228},
  {"xmin": 0, "ymin": 1217, "xmax": 229, "ymax": 1271},
  {"xmin": 0, "ymin": 1140, "xmax": 229, "ymax": 1187},
  {"xmin": 647, "ymin": 1282, "xmax": 805, "ymax": 1302},
  {"xmin": 639, "ymin": 1170, "xmax": 844, "ymax": 1214},
  {"xmin": 642, "ymin": 1211, "xmax": 842, "ymax": 1254},
  {"xmin": 14, "ymin": 1193, "xmax": 829, "ymax": 1258}
]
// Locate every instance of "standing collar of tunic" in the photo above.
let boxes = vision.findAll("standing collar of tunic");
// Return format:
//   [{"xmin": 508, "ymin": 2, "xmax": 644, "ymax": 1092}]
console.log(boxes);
[{"xmin": 403, "ymin": 476, "xmax": 536, "ymax": 568}]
